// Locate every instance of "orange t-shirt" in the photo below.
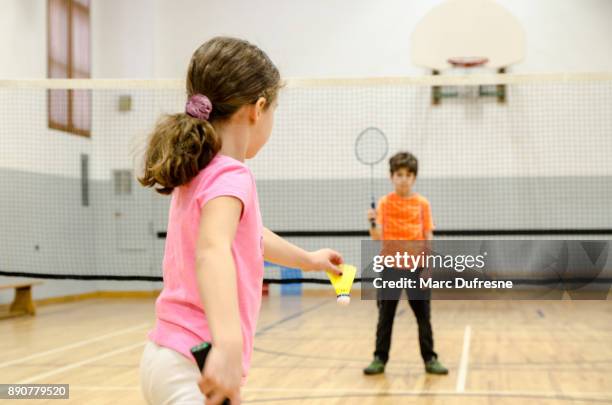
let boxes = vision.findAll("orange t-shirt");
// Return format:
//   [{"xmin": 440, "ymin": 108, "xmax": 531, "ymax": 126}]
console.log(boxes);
[{"xmin": 376, "ymin": 192, "xmax": 434, "ymax": 240}]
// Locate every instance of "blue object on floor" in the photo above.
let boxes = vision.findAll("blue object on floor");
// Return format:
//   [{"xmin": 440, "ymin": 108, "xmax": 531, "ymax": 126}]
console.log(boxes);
[{"xmin": 280, "ymin": 267, "xmax": 302, "ymax": 296}]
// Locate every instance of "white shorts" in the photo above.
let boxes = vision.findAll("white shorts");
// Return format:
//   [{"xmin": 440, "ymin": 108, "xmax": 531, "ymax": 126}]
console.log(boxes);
[{"xmin": 140, "ymin": 340, "xmax": 205, "ymax": 404}]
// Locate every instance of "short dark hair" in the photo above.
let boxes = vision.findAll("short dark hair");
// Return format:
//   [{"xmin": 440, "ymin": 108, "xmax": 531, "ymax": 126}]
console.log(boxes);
[{"xmin": 389, "ymin": 152, "xmax": 418, "ymax": 176}]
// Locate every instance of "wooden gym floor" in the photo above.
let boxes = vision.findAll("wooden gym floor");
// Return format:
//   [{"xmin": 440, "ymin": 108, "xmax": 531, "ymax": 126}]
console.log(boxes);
[{"xmin": 1, "ymin": 295, "xmax": 611, "ymax": 404}]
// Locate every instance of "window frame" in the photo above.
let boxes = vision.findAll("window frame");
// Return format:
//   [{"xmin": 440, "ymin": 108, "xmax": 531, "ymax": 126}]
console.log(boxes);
[{"xmin": 47, "ymin": 0, "xmax": 91, "ymax": 137}]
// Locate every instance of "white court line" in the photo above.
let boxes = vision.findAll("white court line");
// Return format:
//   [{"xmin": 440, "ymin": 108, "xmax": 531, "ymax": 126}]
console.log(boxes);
[
  {"xmin": 69, "ymin": 386, "xmax": 612, "ymax": 401},
  {"xmin": 18, "ymin": 341, "xmax": 145, "ymax": 384},
  {"xmin": 456, "ymin": 325, "xmax": 472, "ymax": 393},
  {"xmin": 0, "ymin": 323, "xmax": 150, "ymax": 369}
]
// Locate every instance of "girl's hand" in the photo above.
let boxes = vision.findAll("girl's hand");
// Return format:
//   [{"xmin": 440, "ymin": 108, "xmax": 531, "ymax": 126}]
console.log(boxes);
[
  {"xmin": 198, "ymin": 344, "xmax": 242, "ymax": 405},
  {"xmin": 303, "ymin": 249, "xmax": 344, "ymax": 275}
]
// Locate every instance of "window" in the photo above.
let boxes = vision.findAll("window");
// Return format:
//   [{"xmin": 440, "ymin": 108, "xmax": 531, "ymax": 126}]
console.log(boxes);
[{"xmin": 48, "ymin": 0, "xmax": 91, "ymax": 137}]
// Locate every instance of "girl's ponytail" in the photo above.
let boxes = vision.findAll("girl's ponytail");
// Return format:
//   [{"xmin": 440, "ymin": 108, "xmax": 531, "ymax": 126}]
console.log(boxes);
[{"xmin": 138, "ymin": 112, "xmax": 221, "ymax": 195}]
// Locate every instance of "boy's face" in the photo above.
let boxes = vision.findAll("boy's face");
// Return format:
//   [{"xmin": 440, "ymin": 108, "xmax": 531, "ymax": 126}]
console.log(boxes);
[{"xmin": 390, "ymin": 168, "xmax": 416, "ymax": 196}]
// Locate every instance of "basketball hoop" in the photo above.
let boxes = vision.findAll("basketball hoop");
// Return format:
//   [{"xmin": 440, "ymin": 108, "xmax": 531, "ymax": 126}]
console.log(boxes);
[
  {"xmin": 447, "ymin": 57, "xmax": 489, "ymax": 68},
  {"xmin": 431, "ymin": 56, "xmax": 505, "ymax": 105}
]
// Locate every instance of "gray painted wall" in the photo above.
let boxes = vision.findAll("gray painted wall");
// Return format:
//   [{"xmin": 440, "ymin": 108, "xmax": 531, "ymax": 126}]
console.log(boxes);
[
  {"xmin": 258, "ymin": 177, "xmax": 612, "ymax": 231},
  {"xmin": 1, "ymin": 169, "xmax": 610, "ymax": 303}
]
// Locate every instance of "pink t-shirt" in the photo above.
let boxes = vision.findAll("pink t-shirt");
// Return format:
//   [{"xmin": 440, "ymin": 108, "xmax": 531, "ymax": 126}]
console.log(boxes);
[{"xmin": 148, "ymin": 154, "xmax": 264, "ymax": 379}]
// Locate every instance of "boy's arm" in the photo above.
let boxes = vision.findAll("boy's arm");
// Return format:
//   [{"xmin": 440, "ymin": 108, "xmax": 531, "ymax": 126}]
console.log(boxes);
[
  {"xmin": 423, "ymin": 230, "xmax": 433, "ymax": 257},
  {"xmin": 263, "ymin": 227, "xmax": 343, "ymax": 274},
  {"xmin": 423, "ymin": 199, "xmax": 434, "ymax": 241},
  {"xmin": 423, "ymin": 201, "xmax": 434, "ymax": 261}
]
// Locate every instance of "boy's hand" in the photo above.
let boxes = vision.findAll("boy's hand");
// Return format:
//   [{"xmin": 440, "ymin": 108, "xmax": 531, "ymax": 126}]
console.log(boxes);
[
  {"xmin": 367, "ymin": 208, "xmax": 377, "ymax": 224},
  {"xmin": 198, "ymin": 344, "xmax": 242, "ymax": 405},
  {"xmin": 303, "ymin": 249, "xmax": 344, "ymax": 275}
]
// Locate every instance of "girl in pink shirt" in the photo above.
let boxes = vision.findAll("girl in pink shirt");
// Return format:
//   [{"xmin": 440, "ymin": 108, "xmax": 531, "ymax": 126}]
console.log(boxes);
[{"xmin": 138, "ymin": 37, "xmax": 343, "ymax": 405}]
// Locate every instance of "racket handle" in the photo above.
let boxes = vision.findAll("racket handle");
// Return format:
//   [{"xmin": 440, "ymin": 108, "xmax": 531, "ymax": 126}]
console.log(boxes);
[
  {"xmin": 370, "ymin": 201, "xmax": 376, "ymax": 228},
  {"xmin": 191, "ymin": 343, "xmax": 231, "ymax": 405}
]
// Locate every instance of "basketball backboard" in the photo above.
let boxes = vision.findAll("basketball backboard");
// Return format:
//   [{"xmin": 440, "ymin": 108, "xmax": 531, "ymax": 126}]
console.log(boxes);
[{"xmin": 411, "ymin": 0, "xmax": 525, "ymax": 72}]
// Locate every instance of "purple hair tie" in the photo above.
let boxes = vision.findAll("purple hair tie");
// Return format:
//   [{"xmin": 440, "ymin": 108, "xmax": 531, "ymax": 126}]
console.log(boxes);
[{"xmin": 185, "ymin": 94, "xmax": 213, "ymax": 121}]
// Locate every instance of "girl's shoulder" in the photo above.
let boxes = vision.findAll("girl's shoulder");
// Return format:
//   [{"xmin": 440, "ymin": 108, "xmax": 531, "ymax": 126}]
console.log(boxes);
[
  {"xmin": 198, "ymin": 154, "xmax": 253, "ymax": 180},
  {"xmin": 210, "ymin": 153, "xmax": 249, "ymax": 169},
  {"xmin": 193, "ymin": 154, "xmax": 255, "ymax": 193},
  {"xmin": 190, "ymin": 154, "xmax": 255, "ymax": 207}
]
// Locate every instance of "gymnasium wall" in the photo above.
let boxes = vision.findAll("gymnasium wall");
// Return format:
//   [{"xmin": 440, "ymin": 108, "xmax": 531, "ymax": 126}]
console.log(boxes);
[
  {"xmin": 152, "ymin": 0, "xmax": 612, "ymax": 78},
  {"xmin": 0, "ymin": 0, "xmax": 97, "ymax": 300},
  {"xmin": 0, "ymin": 0, "xmax": 156, "ymax": 299},
  {"xmin": 1, "ymin": 0, "xmax": 612, "ymax": 300}
]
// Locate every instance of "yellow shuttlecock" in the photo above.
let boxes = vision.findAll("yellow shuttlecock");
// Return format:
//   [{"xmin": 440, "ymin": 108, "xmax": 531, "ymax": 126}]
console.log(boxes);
[{"xmin": 326, "ymin": 264, "xmax": 357, "ymax": 305}]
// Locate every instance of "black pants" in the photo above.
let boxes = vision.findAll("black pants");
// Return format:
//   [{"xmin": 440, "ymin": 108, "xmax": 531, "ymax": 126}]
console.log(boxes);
[{"xmin": 374, "ymin": 269, "xmax": 437, "ymax": 363}]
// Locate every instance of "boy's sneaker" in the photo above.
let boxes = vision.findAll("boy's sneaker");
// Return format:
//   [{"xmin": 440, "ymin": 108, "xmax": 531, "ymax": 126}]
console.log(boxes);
[
  {"xmin": 425, "ymin": 357, "xmax": 448, "ymax": 375},
  {"xmin": 363, "ymin": 357, "xmax": 385, "ymax": 375}
]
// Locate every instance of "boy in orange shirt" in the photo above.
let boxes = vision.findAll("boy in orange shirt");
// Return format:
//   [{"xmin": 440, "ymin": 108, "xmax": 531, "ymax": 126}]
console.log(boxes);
[{"xmin": 364, "ymin": 152, "xmax": 448, "ymax": 375}]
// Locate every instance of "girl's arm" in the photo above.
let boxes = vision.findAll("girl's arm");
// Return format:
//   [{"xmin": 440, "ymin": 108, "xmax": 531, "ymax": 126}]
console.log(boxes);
[
  {"xmin": 195, "ymin": 196, "xmax": 243, "ymax": 405},
  {"xmin": 263, "ymin": 227, "xmax": 343, "ymax": 274}
]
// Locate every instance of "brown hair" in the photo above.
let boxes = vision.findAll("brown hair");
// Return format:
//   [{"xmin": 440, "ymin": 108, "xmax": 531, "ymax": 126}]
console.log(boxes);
[
  {"xmin": 389, "ymin": 152, "xmax": 418, "ymax": 176},
  {"xmin": 139, "ymin": 37, "xmax": 281, "ymax": 195}
]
